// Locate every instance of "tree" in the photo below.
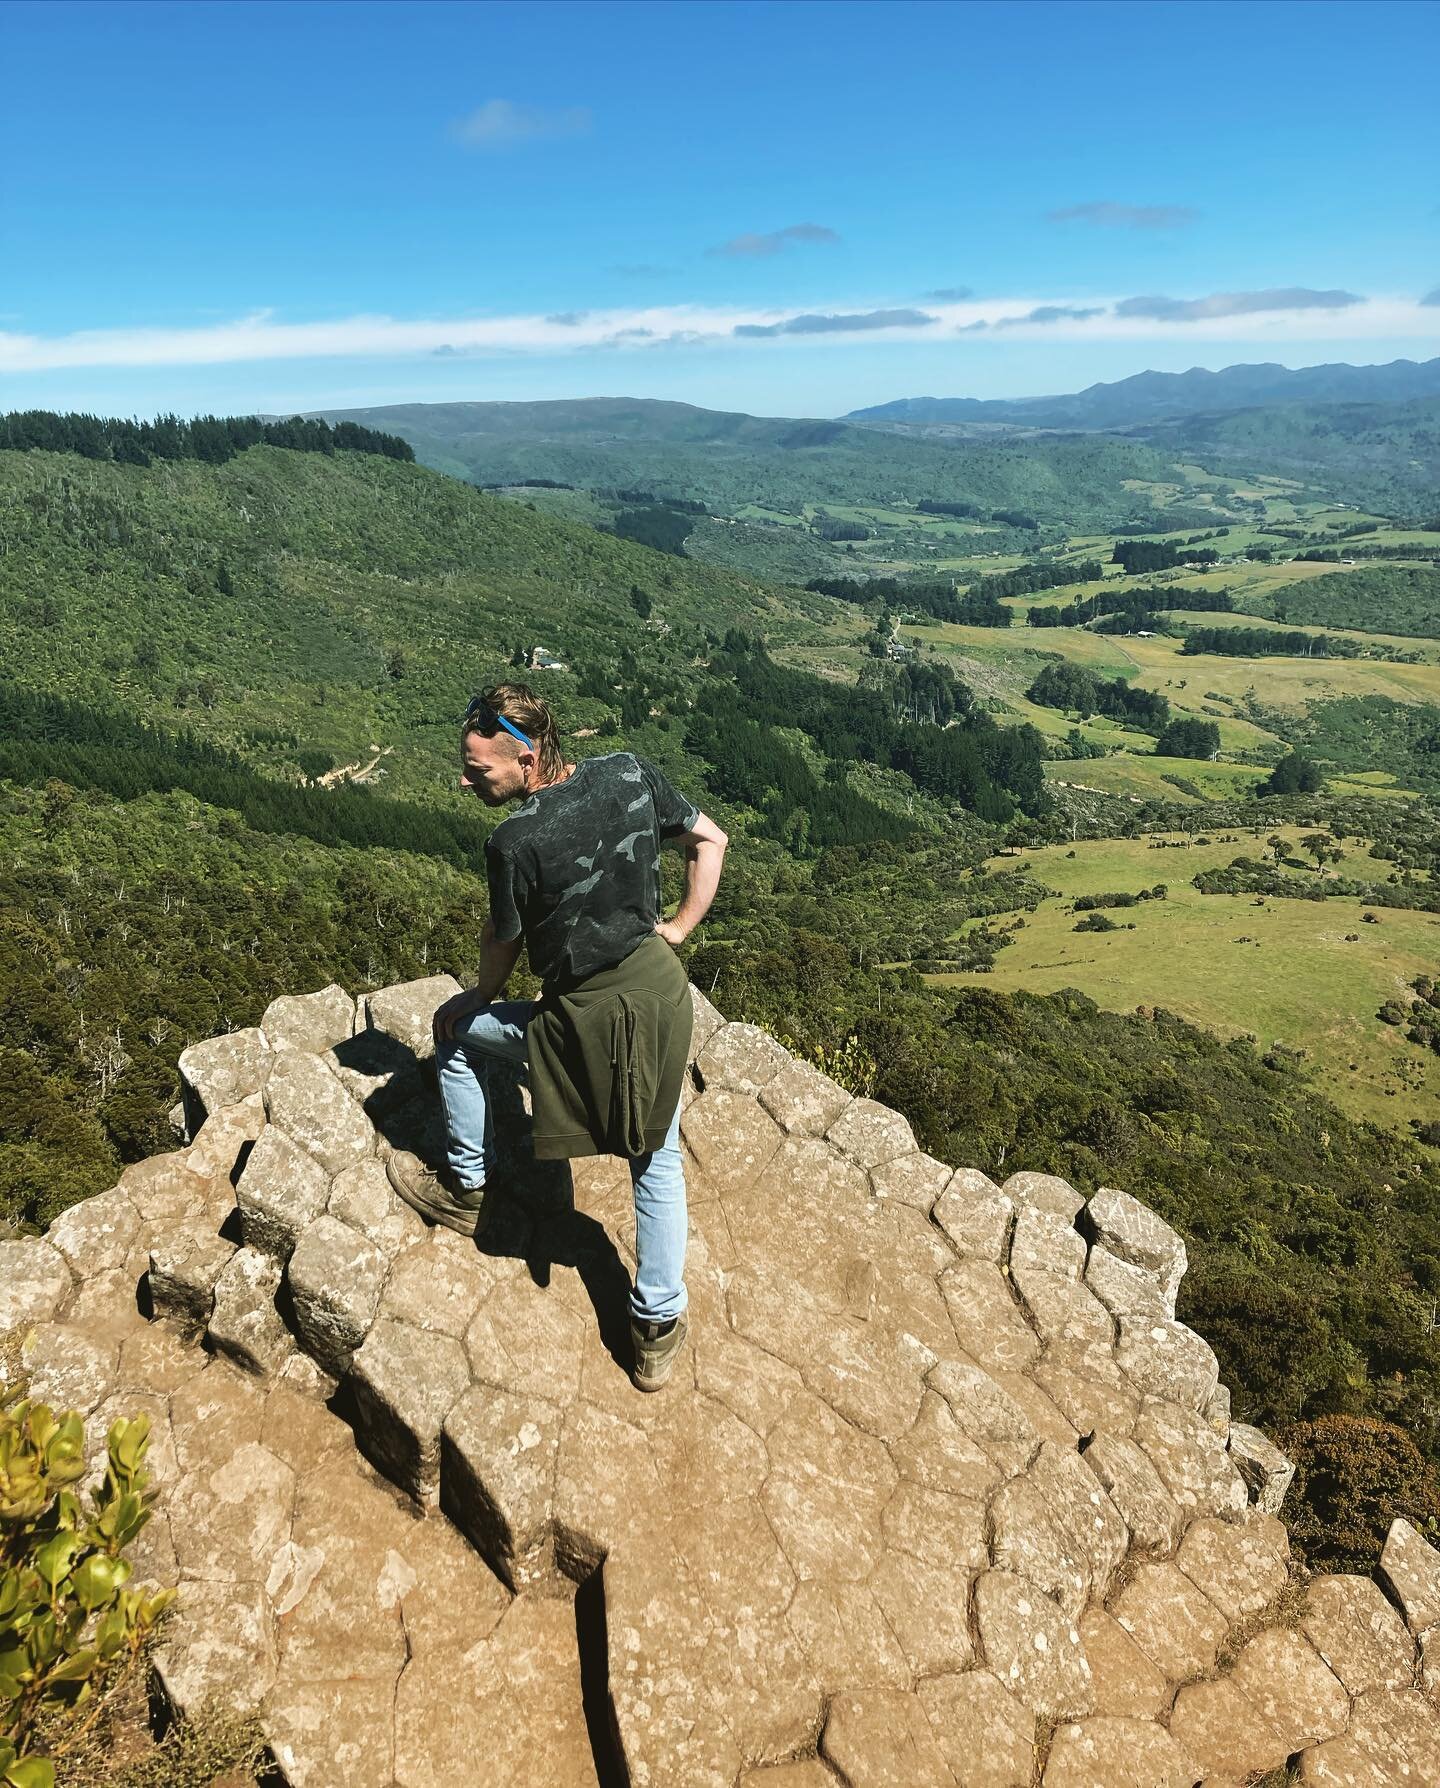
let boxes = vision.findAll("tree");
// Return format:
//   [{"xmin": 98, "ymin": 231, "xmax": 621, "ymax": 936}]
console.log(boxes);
[
  {"xmin": 216, "ymin": 559, "xmax": 235, "ymax": 597},
  {"xmin": 1262, "ymin": 753, "xmax": 1324, "ymax": 796},
  {"xmin": 1154, "ymin": 718, "xmax": 1220, "ymax": 760},
  {"xmin": 1303, "ymin": 831, "xmax": 1334, "ymax": 872},
  {"xmin": 629, "ymin": 585, "xmax": 653, "ymax": 620}
]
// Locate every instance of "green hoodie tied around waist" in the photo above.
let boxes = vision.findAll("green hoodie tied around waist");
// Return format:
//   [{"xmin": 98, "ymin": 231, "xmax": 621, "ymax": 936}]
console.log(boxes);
[{"xmin": 526, "ymin": 933, "xmax": 694, "ymax": 1159}]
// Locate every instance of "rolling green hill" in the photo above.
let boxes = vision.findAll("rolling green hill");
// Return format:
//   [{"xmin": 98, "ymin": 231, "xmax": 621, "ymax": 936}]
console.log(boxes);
[{"xmin": 311, "ymin": 395, "xmax": 1226, "ymax": 534}]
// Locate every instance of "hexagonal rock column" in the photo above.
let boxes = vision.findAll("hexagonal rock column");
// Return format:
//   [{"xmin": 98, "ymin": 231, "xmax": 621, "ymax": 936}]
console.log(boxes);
[
  {"xmin": 0, "ymin": 1236, "xmax": 73, "ymax": 1330},
  {"xmin": 178, "ymin": 1026, "xmax": 272, "ymax": 1133},
  {"xmin": 1081, "ymin": 1185, "xmax": 1187, "ymax": 1316},
  {"xmin": 286, "ymin": 1215, "xmax": 388, "ymax": 1378},
  {"xmin": 236, "ymin": 1125, "xmax": 331, "ymax": 1261},
  {"xmin": 347, "ymin": 1318, "xmax": 471, "ymax": 1501},
  {"xmin": 1380, "ymin": 1517, "xmax": 1440, "ymax": 1636},
  {"xmin": 1228, "ymin": 1420, "xmax": 1296, "ymax": 1514},
  {"xmin": 262, "ymin": 1054, "xmax": 375, "ymax": 1178},
  {"xmin": 260, "ymin": 984, "xmax": 356, "ymax": 1055},
  {"xmin": 361, "ymin": 973, "xmax": 463, "ymax": 1062}
]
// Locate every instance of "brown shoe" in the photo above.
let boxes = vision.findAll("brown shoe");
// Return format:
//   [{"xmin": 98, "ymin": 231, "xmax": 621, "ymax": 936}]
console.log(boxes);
[
  {"xmin": 385, "ymin": 1149, "xmax": 494, "ymax": 1236},
  {"xmin": 630, "ymin": 1311, "xmax": 689, "ymax": 1392}
]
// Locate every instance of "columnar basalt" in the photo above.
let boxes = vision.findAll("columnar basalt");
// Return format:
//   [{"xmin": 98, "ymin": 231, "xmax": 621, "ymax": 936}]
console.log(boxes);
[{"xmin": 5, "ymin": 977, "xmax": 1440, "ymax": 1786}]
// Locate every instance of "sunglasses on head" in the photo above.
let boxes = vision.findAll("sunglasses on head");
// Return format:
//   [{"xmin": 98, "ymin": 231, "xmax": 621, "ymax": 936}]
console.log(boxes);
[{"xmin": 463, "ymin": 696, "xmax": 534, "ymax": 752}]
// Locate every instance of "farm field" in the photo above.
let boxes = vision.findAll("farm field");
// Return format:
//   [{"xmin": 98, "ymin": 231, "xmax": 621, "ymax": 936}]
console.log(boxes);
[{"xmin": 929, "ymin": 829, "xmax": 1439, "ymax": 1136}]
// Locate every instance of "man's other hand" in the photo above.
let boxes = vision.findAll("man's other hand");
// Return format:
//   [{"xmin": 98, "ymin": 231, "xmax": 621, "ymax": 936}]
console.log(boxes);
[
  {"xmin": 433, "ymin": 987, "xmax": 489, "ymax": 1045},
  {"xmin": 653, "ymin": 919, "xmax": 687, "ymax": 947}
]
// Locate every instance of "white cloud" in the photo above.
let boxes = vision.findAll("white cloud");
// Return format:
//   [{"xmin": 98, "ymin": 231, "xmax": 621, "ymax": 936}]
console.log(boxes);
[
  {"xmin": 1, "ymin": 293, "xmax": 1431, "ymax": 375},
  {"xmin": 449, "ymin": 100, "xmax": 591, "ymax": 148}
]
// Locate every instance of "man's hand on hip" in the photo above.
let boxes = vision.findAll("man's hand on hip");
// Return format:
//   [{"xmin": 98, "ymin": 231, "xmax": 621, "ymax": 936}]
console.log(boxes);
[
  {"xmin": 433, "ymin": 987, "xmax": 491, "ymax": 1045},
  {"xmin": 653, "ymin": 919, "xmax": 687, "ymax": 948}
]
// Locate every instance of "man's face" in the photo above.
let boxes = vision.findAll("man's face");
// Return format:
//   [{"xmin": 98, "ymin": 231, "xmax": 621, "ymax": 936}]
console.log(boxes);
[{"xmin": 460, "ymin": 728, "xmax": 531, "ymax": 805}]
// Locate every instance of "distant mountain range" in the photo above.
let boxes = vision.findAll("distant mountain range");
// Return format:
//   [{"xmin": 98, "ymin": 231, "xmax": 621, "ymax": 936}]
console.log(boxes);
[{"xmin": 845, "ymin": 357, "xmax": 1440, "ymax": 431}]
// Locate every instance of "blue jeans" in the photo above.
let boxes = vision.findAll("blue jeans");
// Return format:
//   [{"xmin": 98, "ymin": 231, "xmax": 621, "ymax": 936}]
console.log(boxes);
[{"xmin": 435, "ymin": 999, "xmax": 688, "ymax": 1326}]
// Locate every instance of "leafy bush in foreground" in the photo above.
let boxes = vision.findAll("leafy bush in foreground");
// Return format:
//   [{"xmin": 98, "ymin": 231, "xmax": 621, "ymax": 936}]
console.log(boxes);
[{"xmin": 1, "ymin": 1391, "xmax": 174, "ymax": 1786}]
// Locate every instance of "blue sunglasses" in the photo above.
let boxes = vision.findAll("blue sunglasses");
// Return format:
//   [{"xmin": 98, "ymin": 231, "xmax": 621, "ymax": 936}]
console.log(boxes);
[{"xmin": 463, "ymin": 696, "xmax": 534, "ymax": 752}]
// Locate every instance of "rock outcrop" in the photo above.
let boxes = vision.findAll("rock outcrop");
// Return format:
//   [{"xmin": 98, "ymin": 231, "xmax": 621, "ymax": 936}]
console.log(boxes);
[{"xmin": 6, "ymin": 977, "xmax": 1440, "ymax": 1786}]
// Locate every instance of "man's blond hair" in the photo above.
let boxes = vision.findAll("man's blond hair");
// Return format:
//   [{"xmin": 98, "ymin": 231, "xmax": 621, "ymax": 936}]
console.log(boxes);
[{"xmin": 466, "ymin": 682, "xmax": 567, "ymax": 784}]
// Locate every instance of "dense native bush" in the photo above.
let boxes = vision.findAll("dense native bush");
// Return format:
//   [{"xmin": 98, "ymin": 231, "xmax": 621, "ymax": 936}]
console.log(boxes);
[{"xmin": 1278, "ymin": 1414, "xmax": 1440, "ymax": 1573}]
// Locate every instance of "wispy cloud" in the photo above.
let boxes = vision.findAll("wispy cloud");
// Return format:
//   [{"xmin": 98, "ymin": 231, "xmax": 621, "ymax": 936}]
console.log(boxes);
[
  {"xmin": 1115, "ymin": 287, "xmax": 1363, "ymax": 321},
  {"xmin": 449, "ymin": 100, "xmax": 591, "ymax": 149},
  {"xmin": 1, "ymin": 291, "xmax": 1426, "ymax": 375},
  {"xmin": 1048, "ymin": 201, "xmax": 1198, "ymax": 230},
  {"xmin": 734, "ymin": 307, "xmax": 935, "ymax": 339},
  {"xmin": 924, "ymin": 286, "xmax": 973, "ymax": 302},
  {"xmin": 709, "ymin": 223, "xmax": 840, "ymax": 258},
  {"xmin": 993, "ymin": 304, "xmax": 1105, "ymax": 329},
  {"xmin": 1421, "ymin": 286, "xmax": 1440, "ymax": 307}
]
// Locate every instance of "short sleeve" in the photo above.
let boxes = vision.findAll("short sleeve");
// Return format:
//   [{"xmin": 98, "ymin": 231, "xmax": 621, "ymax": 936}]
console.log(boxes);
[
  {"xmin": 635, "ymin": 755, "xmax": 700, "ymax": 841},
  {"xmin": 484, "ymin": 835, "xmax": 526, "ymax": 941}
]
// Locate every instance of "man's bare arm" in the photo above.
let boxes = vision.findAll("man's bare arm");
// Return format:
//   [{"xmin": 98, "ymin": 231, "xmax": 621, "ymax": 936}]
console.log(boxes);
[
  {"xmin": 655, "ymin": 810, "xmax": 728, "ymax": 945},
  {"xmin": 433, "ymin": 916, "xmax": 524, "ymax": 1042}
]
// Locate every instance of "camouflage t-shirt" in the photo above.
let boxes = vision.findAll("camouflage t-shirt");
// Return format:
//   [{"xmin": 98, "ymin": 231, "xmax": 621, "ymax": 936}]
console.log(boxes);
[{"xmin": 484, "ymin": 752, "xmax": 701, "ymax": 991}]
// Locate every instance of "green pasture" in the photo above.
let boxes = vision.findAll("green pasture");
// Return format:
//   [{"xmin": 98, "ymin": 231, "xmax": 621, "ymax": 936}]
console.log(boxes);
[
  {"xmin": 1042, "ymin": 755, "xmax": 1270, "ymax": 802},
  {"xmin": 931, "ymin": 830, "xmax": 1440, "ymax": 1135}
]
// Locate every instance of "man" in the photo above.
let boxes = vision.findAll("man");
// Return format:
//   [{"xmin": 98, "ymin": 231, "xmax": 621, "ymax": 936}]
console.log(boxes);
[{"xmin": 386, "ymin": 683, "xmax": 728, "ymax": 1391}]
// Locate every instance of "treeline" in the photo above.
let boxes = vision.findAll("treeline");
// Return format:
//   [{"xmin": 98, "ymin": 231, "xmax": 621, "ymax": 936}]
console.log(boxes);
[
  {"xmin": 1294, "ymin": 544, "xmax": 1439, "ymax": 564},
  {"xmin": 0, "ymin": 409, "xmax": 414, "ymax": 467},
  {"xmin": 1027, "ymin": 584, "xmax": 1234, "ymax": 630},
  {"xmin": 805, "ymin": 575, "xmax": 1010, "ymax": 626},
  {"xmin": 1026, "ymin": 660, "xmax": 1170, "ymax": 732},
  {"xmin": 1181, "ymin": 627, "xmax": 1347, "ymax": 659},
  {"xmin": 1112, "ymin": 539, "xmax": 1220, "ymax": 573},
  {"xmin": 0, "ymin": 689, "xmax": 490, "ymax": 868},
  {"xmin": 968, "ymin": 561, "xmax": 1102, "ymax": 600},
  {"xmin": 613, "ymin": 489, "xmax": 707, "ymax": 513},
  {"xmin": 812, "ymin": 517, "xmax": 872, "ymax": 541},
  {"xmin": 694, "ymin": 633, "xmax": 1048, "ymax": 826}
]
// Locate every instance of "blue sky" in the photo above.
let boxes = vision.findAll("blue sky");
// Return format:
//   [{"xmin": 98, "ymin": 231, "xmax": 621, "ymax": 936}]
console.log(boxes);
[{"xmin": 3, "ymin": 0, "xmax": 1437, "ymax": 418}]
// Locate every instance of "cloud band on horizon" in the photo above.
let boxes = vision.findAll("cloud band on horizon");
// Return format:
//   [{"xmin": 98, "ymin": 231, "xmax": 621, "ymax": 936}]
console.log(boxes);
[{"xmin": 0, "ymin": 291, "xmax": 1427, "ymax": 375}]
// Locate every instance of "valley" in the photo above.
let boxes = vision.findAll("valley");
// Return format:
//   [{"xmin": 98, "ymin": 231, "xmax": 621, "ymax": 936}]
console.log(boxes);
[{"xmin": 4, "ymin": 385, "xmax": 1440, "ymax": 1485}]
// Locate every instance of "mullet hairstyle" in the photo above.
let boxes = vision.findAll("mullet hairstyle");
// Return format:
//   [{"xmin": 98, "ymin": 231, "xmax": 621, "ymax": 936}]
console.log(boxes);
[{"xmin": 466, "ymin": 682, "xmax": 568, "ymax": 785}]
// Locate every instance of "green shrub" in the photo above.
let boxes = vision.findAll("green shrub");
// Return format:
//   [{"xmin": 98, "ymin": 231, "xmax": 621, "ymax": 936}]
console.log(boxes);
[{"xmin": 1, "ymin": 1387, "xmax": 175, "ymax": 1787}]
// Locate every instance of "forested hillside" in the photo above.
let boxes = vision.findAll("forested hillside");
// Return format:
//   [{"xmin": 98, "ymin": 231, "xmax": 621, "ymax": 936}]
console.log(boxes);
[{"xmin": 1132, "ymin": 396, "xmax": 1440, "ymax": 516}]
